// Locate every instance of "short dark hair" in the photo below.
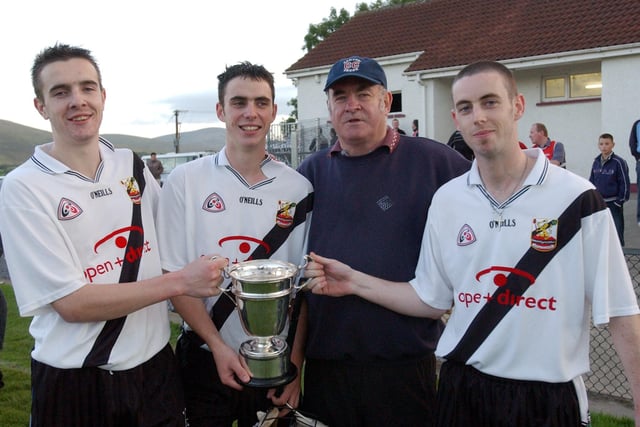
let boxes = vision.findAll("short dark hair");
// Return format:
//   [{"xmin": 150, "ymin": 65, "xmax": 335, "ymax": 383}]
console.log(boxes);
[
  {"xmin": 599, "ymin": 133, "xmax": 614, "ymax": 141},
  {"xmin": 217, "ymin": 62, "xmax": 274, "ymax": 105},
  {"xmin": 31, "ymin": 43, "xmax": 102, "ymax": 101},
  {"xmin": 453, "ymin": 61, "xmax": 517, "ymax": 100},
  {"xmin": 533, "ymin": 122, "xmax": 548, "ymax": 137}
]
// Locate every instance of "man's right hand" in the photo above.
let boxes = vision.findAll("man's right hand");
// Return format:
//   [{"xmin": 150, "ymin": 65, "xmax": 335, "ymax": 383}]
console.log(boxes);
[{"xmin": 304, "ymin": 252, "xmax": 356, "ymax": 297}]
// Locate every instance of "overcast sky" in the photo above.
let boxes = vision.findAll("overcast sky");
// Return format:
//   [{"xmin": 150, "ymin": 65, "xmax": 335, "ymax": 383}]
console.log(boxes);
[{"xmin": 3, "ymin": 0, "xmax": 359, "ymax": 138}]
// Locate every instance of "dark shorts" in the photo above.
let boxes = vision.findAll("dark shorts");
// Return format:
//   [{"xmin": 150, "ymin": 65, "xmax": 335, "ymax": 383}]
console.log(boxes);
[
  {"xmin": 436, "ymin": 361, "xmax": 585, "ymax": 427},
  {"xmin": 301, "ymin": 354, "xmax": 437, "ymax": 427},
  {"xmin": 30, "ymin": 343, "xmax": 185, "ymax": 427},
  {"xmin": 176, "ymin": 331, "xmax": 272, "ymax": 427}
]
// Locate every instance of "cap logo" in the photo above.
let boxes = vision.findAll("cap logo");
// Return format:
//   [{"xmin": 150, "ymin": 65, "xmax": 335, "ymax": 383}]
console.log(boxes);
[{"xmin": 343, "ymin": 58, "xmax": 362, "ymax": 73}]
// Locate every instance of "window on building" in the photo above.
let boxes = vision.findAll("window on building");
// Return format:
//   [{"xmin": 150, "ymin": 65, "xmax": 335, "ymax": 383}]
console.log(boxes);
[
  {"xmin": 543, "ymin": 72, "xmax": 601, "ymax": 101},
  {"xmin": 544, "ymin": 78, "xmax": 565, "ymax": 99},
  {"xmin": 390, "ymin": 92, "xmax": 402, "ymax": 113}
]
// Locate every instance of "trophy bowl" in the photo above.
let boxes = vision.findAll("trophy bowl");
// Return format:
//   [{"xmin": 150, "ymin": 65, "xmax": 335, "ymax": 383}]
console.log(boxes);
[{"xmin": 226, "ymin": 258, "xmax": 308, "ymax": 388}]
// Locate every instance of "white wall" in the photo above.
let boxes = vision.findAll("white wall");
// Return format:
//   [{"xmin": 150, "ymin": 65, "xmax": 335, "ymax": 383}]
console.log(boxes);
[
  {"xmin": 292, "ymin": 53, "xmax": 640, "ymax": 181},
  {"xmin": 515, "ymin": 66, "xmax": 601, "ymax": 179},
  {"xmin": 295, "ymin": 74, "xmax": 330, "ymax": 125},
  {"xmin": 601, "ymin": 56, "xmax": 640, "ymax": 180}
]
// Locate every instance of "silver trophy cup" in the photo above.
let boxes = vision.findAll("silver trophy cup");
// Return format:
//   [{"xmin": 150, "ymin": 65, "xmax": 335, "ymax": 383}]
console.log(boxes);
[{"xmin": 224, "ymin": 257, "xmax": 308, "ymax": 388}]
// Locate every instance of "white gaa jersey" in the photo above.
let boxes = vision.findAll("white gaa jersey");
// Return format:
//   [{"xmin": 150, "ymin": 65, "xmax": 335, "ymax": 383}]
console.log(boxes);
[
  {"xmin": 0, "ymin": 138, "xmax": 168, "ymax": 370},
  {"xmin": 411, "ymin": 149, "xmax": 639, "ymax": 382},
  {"xmin": 157, "ymin": 148, "xmax": 313, "ymax": 351}
]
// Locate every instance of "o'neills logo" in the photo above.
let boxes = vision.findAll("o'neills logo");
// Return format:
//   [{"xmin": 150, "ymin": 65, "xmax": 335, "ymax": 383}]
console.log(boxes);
[
  {"xmin": 531, "ymin": 218, "xmax": 558, "ymax": 252},
  {"xmin": 276, "ymin": 200, "xmax": 296, "ymax": 228}
]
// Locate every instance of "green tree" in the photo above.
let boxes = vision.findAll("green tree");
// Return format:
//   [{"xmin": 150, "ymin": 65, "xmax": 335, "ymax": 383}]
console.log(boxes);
[
  {"xmin": 303, "ymin": 7, "xmax": 351, "ymax": 52},
  {"xmin": 286, "ymin": 98, "xmax": 297, "ymax": 123}
]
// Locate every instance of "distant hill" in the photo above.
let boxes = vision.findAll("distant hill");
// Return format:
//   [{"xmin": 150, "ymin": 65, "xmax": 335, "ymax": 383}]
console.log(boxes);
[{"xmin": 0, "ymin": 119, "xmax": 226, "ymax": 169}]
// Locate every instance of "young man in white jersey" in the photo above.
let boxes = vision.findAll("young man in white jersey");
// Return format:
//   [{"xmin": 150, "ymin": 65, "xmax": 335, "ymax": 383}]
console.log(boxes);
[
  {"xmin": 304, "ymin": 61, "xmax": 640, "ymax": 426},
  {"xmin": 0, "ymin": 44, "xmax": 227, "ymax": 427},
  {"xmin": 156, "ymin": 62, "xmax": 313, "ymax": 427}
]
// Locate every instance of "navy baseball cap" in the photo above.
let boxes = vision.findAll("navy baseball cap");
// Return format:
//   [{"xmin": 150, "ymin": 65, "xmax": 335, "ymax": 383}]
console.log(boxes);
[{"xmin": 324, "ymin": 56, "xmax": 387, "ymax": 91}]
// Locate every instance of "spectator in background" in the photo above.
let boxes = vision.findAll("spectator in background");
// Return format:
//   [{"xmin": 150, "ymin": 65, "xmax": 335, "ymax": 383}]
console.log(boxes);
[
  {"xmin": 590, "ymin": 133, "xmax": 630, "ymax": 246},
  {"xmin": 628, "ymin": 117, "xmax": 640, "ymax": 226},
  {"xmin": 146, "ymin": 152, "xmax": 164, "ymax": 185},
  {"xmin": 0, "ymin": 235, "xmax": 4, "ymax": 389},
  {"xmin": 447, "ymin": 129, "xmax": 474, "ymax": 161},
  {"xmin": 309, "ymin": 128, "xmax": 329, "ymax": 151},
  {"xmin": 0, "ymin": 234, "xmax": 4, "ymax": 388},
  {"xmin": 329, "ymin": 127, "xmax": 338, "ymax": 145},
  {"xmin": 412, "ymin": 119, "xmax": 419, "ymax": 137},
  {"xmin": 391, "ymin": 118, "xmax": 406, "ymax": 134},
  {"xmin": 530, "ymin": 123, "xmax": 566, "ymax": 168}
]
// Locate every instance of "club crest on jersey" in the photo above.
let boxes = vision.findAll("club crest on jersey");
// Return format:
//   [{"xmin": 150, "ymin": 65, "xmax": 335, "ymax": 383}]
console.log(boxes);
[
  {"xmin": 276, "ymin": 200, "xmax": 296, "ymax": 228},
  {"xmin": 120, "ymin": 177, "xmax": 141, "ymax": 204},
  {"xmin": 531, "ymin": 218, "xmax": 558, "ymax": 252},
  {"xmin": 457, "ymin": 224, "xmax": 476, "ymax": 246},
  {"xmin": 203, "ymin": 193, "xmax": 226, "ymax": 213},
  {"xmin": 57, "ymin": 197, "xmax": 83, "ymax": 220}
]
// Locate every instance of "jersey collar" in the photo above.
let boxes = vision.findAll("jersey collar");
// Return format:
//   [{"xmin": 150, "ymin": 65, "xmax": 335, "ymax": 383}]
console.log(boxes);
[
  {"xmin": 468, "ymin": 147, "xmax": 549, "ymax": 188},
  {"xmin": 30, "ymin": 137, "xmax": 115, "ymax": 178}
]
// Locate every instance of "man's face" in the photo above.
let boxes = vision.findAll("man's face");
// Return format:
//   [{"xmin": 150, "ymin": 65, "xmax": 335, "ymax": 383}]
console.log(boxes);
[
  {"xmin": 451, "ymin": 71, "xmax": 524, "ymax": 158},
  {"xmin": 33, "ymin": 58, "xmax": 105, "ymax": 146},
  {"xmin": 529, "ymin": 125, "xmax": 546, "ymax": 145},
  {"xmin": 216, "ymin": 76, "xmax": 276, "ymax": 150},
  {"xmin": 326, "ymin": 77, "xmax": 391, "ymax": 154}
]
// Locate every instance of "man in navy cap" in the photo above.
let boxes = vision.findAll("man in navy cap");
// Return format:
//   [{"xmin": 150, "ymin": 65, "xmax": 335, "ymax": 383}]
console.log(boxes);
[{"xmin": 296, "ymin": 56, "xmax": 470, "ymax": 426}]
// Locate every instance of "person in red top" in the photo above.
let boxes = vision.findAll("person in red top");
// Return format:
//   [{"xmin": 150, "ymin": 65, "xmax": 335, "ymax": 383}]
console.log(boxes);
[{"xmin": 529, "ymin": 123, "xmax": 566, "ymax": 168}]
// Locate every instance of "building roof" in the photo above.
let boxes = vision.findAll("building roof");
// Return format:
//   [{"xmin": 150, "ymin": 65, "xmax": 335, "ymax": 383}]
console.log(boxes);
[{"xmin": 286, "ymin": 0, "xmax": 640, "ymax": 73}]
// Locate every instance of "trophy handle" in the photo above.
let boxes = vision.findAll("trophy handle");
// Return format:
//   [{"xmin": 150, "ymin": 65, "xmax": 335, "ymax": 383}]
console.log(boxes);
[
  {"xmin": 218, "ymin": 266, "xmax": 236, "ymax": 303},
  {"xmin": 293, "ymin": 254, "xmax": 312, "ymax": 292},
  {"xmin": 297, "ymin": 254, "xmax": 311, "ymax": 271}
]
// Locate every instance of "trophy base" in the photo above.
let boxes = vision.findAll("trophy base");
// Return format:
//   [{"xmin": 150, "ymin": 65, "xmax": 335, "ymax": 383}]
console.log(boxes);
[{"xmin": 236, "ymin": 363, "xmax": 298, "ymax": 388}]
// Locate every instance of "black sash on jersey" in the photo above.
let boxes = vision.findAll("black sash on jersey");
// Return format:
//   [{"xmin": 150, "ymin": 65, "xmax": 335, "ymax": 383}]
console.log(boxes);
[
  {"xmin": 445, "ymin": 190, "xmax": 605, "ymax": 363},
  {"xmin": 83, "ymin": 152, "xmax": 146, "ymax": 367},
  {"xmin": 208, "ymin": 192, "xmax": 314, "ymax": 334}
]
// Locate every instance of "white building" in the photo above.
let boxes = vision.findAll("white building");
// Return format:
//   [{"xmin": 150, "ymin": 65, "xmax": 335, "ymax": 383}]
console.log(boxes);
[{"xmin": 285, "ymin": 0, "xmax": 640, "ymax": 180}]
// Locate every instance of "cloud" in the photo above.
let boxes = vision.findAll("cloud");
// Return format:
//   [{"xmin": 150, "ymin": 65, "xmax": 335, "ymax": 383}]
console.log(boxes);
[{"xmin": 2, "ymin": 0, "xmax": 358, "ymax": 138}]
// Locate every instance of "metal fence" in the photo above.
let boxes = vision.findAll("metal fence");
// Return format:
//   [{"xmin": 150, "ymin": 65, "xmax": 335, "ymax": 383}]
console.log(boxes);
[
  {"xmin": 585, "ymin": 248, "xmax": 640, "ymax": 401},
  {"xmin": 267, "ymin": 119, "xmax": 332, "ymax": 168}
]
